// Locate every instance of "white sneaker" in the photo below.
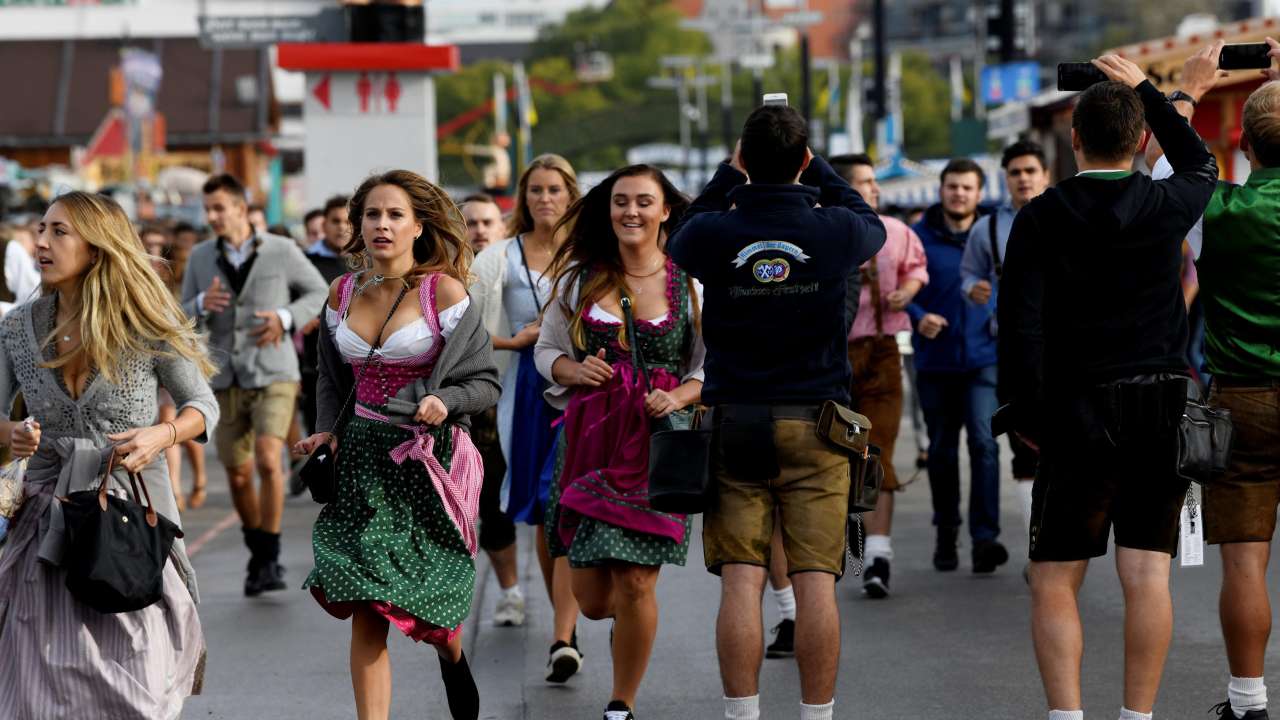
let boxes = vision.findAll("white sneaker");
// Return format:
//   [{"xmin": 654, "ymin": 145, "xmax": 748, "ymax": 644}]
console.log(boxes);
[{"xmin": 492, "ymin": 589, "xmax": 526, "ymax": 627}]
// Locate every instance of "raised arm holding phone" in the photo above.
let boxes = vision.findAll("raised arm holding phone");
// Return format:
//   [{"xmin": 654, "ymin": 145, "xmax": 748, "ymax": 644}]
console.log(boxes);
[{"xmin": 998, "ymin": 52, "xmax": 1217, "ymax": 720}]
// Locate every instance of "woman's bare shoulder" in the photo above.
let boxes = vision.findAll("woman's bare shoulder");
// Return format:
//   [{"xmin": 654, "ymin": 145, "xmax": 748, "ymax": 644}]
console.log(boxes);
[{"xmin": 433, "ymin": 274, "xmax": 467, "ymax": 310}]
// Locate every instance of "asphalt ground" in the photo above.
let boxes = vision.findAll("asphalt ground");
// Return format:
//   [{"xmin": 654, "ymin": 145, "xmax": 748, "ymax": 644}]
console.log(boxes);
[{"xmin": 176, "ymin": 416, "xmax": 1279, "ymax": 719}]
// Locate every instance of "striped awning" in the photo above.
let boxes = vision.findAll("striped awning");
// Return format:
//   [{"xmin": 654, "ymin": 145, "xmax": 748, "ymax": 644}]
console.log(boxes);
[{"xmin": 877, "ymin": 156, "xmax": 1008, "ymax": 210}]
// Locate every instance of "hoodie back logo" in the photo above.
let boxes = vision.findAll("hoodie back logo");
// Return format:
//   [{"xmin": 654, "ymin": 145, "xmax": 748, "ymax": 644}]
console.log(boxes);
[
  {"xmin": 752, "ymin": 258, "xmax": 791, "ymax": 283},
  {"xmin": 732, "ymin": 240, "xmax": 810, "ymax": 268}
]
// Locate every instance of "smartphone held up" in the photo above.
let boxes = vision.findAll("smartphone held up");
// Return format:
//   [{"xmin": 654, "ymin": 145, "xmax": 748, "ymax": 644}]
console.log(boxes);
[{"xmin": 1057, "ymin": 43, "xmax": 1273, "ymax": 91}]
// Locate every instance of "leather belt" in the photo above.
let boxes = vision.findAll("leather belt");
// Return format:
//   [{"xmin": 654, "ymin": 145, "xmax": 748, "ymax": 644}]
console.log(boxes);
[
  {"xmin": 715, "ymin": 404, "xmax": 821, "ymax": 422},
  {"xmin": 1213, "ymin": 376, "xmax": 1280, "ymax": 389}
]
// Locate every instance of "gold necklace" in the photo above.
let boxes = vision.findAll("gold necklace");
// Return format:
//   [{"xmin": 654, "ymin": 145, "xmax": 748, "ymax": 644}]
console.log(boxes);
[
  {"xmin": 624, "ymin": 256, "xmax": 665, "ymax": 279},
  {"xmin": 523, "ymin": 234, "xmax": 555, "ymax": 257}
]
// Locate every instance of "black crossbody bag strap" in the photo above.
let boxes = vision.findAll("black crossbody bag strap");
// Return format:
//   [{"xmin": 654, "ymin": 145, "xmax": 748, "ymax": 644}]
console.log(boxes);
[
  {"xmin": 620, "ymin": 296, "xmax": 652, "ymax": 394},
  {"xmin": 515, "ymin": 235, "xmax": 544, "ymax": 312}
]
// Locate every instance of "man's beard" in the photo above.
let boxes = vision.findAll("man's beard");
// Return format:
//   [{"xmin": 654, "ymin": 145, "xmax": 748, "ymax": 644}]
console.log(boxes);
[{"xmin": 943, "ymin": 207, "xmax": 973, "ymax": 224}]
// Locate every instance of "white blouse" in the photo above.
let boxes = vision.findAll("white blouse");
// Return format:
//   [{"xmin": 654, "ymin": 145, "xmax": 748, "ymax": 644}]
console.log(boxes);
[
  {"xmin": 325, "ymin": 298, "xmax": 470, "ymax": 361},
  {"xmin": 586, "ymin": 304, "xmax": 669, "ymax": 325}
]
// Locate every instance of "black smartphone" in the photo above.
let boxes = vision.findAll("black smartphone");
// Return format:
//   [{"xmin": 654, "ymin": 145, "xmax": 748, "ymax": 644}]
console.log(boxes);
[
  {"xmin": 1219, "ymin": 42, "xmax": 1272, "ymax": 70},
  {"xmin": 1057, "ymin": 62, "xmax": 1108, "ymax": 92}
]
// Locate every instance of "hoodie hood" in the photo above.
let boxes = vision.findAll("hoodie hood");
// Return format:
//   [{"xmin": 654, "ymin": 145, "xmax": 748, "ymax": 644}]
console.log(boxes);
[
  {"xmin": 1041, "ymin": 174, "xmax": 1155, "ymax": 234},
  {"xmin": 920, "ymin": 203, "xmax": 978, "ymax": 248}
]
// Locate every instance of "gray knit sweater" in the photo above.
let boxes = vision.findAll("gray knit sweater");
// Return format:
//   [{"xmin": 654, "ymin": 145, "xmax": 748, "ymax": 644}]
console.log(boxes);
[{"xmin": 314, "ymin": 284, "xmax": 501, "ymax": 435}]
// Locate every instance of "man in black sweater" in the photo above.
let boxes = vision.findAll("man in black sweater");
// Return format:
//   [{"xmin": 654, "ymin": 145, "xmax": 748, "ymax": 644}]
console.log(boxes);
[
  {"xmin": 668, "ymin": 105, "xmax": 884, "ymax": 720},
  {"xmin": 997, "ymin": 54, "xmax": 1218, "ymax": 720},
  {"xmin": 299, "ymin": 195, "xmax": 351, "ymax": 435}
]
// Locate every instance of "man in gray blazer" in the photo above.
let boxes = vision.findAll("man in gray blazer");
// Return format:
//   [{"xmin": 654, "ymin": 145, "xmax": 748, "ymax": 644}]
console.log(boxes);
[{"xmin": 182, "ymin": 173, "xmax": 329, "ymax": 596}]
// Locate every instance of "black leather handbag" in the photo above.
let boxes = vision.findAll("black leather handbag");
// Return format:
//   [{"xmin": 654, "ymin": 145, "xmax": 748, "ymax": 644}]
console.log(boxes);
[
  {"xmin": 299, "ymin": 283, "xmax": 409, "ymax": 504},
  {"xmin": 1178, "ymin": 395, "xmax": 1234, "ymax": 485},
  {"xmin": 620, "ymin": 297, "xmax": 713, "ymax": 515},
  {"xmin": 58, "ymin": 451, "xmax": 183, "ymax": 614}
]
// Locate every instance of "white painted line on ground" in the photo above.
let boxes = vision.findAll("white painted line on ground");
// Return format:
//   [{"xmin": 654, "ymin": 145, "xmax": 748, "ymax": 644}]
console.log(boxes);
[{"xmin": 187, "ymin": 511, "xmax": 239, "ymax": 557}]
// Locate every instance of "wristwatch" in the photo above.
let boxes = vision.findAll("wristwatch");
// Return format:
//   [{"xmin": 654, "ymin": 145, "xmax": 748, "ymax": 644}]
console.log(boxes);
[{"xmin": 1168, "ymin": 90, "xmax": 1199, "ymax": 107}]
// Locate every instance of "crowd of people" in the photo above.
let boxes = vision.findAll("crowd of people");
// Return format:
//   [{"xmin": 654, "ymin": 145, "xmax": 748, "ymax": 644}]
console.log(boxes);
[{"xmin": 0, "ymin": 38, "xmax": 1278, "ymax": 720}]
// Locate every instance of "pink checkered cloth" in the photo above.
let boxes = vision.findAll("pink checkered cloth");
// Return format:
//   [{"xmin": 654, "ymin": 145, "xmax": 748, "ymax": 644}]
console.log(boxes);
[{"xmin": 355, "ymin": 404, "xmax": 483, "ymax": 557}]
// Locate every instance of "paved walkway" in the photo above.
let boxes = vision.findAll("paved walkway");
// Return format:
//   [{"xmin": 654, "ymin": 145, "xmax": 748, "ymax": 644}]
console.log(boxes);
[{"xmin": 177, "ymin": 424, "xmax": 1276, "ymax": 718}]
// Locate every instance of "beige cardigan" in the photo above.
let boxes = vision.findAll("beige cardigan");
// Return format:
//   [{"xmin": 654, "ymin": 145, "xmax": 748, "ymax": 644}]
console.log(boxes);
[{"xmin": 468, "ymin": 237, "xmax": 519, "ymax": 380}]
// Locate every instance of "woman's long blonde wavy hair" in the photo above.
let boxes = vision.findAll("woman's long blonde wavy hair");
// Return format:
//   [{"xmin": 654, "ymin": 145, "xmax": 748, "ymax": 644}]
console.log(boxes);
[
  {"xmin": 508, "ymin": 154, "xmax": 581, "ymax": 237},
  {"xmin": 42, "ymin": 191, "xmax": 216, "ymax": 382},
  {"xmin": 343, "ymin": 170, "xmax": 473, "ymax": 284}
]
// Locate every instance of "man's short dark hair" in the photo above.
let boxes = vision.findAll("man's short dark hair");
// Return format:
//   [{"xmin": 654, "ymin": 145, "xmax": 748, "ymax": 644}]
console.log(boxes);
[
  {"xmin": 740, "ymin": 105, "xmax": 809, "ymax": 184},
  {"xmin": 1072, "ymin": 81, "xmax": 1144, "ymax": 164},
  {"xmin": 1001, "ymin": 140, "xmax": 1047, "ymax": 170},
  {"xmin": 323, "ymin": 195, "xmax": 350, "ymax": 215},
  {"xmin": 202, "ymin": 173, "xmax": 246, "ymax": 200},
  {"xmin": 138, "ymin": 223, "xmax": 171, "ymax": 241},
  {"xmin": 828, "ymin": 153, "xmax": 874, "ymax": 184},
  {"xmin": 940, "ymin": 158, "xmax": 986, "ymax": 188},
  {"xmin": 304, "ymin": 208, "xmax": 324, "ymax": 224},
  {"xmin": 173, "ymin": 221, "xmax": 197, "ymax": 236},
  {"xmin": 462, "ymin": 192, "xmax": 498, "ymax": 206}
]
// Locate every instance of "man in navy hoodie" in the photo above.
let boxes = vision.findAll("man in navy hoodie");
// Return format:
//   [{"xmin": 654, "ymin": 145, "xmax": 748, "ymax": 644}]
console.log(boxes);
[
  {"xmin": 907, "ymin": 158, "xmax": 1007, "ymax": 575},
  {"xmin": 669, "ymin": 105, "xmax": 885, "ymax": 720}
]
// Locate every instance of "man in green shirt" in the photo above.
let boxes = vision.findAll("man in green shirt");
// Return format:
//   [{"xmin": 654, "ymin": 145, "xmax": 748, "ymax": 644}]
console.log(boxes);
[{"xmin": 1148, "ymin": 37, "xmax": 1280, "ymax": 720}]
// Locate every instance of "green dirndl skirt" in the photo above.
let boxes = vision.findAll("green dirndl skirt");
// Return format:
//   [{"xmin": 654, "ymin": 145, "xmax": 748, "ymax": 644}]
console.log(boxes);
[
  {"xmin": 545, "ymin": 430, "xmax": 692, "ymax": 569},
  {"xmin": 304, "ymin": 416, "xmax": 475, "ymax": 638}
]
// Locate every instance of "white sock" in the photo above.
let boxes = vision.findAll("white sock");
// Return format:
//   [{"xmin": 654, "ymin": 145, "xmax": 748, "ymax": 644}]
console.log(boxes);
[
  {"xmin": 1118, "ymin": 708, "xmax": 1152, "ymax": 720},
  {"xmin": 1229, "ymin": 676, "xmax": 1268, "ymax": 715},
  {"xmin": 1018, "ymin": 479, "xmax": 1035, "ymax": 537},
  {"xmin": 799, "ymin": 699, "xmax": 834, "ymax": 720},
  {"xmin": 864, "ymin": 534, "xmax": 894, "ymax": 563},
  {"xmin": 772, "ymin": 585, "xmax": 796, "ymax": 621},
  {"xmin": 724, "ymin": 695, "xmax": 760, "ymax": 720},
  {"xmin": 1048, "ymin": 711, "xmax": 1083, "ymax": 720},
  {"xmin": 502, "ymin": 585, "xmax": 523, "ymax": 601}
]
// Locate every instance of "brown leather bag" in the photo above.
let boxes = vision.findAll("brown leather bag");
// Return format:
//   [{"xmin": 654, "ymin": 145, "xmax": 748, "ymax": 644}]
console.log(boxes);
[{"xmin": 816, "ymin": 400, "xmax": 883, "ymax": 513}]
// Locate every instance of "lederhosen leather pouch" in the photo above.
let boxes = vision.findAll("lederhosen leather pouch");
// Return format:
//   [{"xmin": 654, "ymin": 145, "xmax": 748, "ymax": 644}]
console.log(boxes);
[{"xmin": 815, "ymin": 400, "xmax": 883, "ymax": 513}]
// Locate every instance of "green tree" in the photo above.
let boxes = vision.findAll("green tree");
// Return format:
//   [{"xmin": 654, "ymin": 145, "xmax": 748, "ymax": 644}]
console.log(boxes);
[
  {"xmin": 897, "ymin": 53, "xmax": 953, "ymax": 159},
  {"xmin": 434, "ymin": 0, "xmax": 712, "ymax": 185}
]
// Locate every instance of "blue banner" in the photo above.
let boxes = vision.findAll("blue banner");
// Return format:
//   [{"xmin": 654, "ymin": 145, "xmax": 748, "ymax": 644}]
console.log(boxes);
[{"xmin": 981, "ymin": 62, "xmax": 1040, "ymax": 105}]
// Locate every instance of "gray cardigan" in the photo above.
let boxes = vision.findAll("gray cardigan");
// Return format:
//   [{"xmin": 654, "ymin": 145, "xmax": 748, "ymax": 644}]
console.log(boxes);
[
  {"xmin": 0, "ymin": 296, "xmax": 220, "ymax": 602},
  {"xmin": 314, "ymin": 282, "xmax": 501, "ymax": 436},
  {"xmin": 179, "ymin": 233, "xmax": 329, "ymax": 391}
]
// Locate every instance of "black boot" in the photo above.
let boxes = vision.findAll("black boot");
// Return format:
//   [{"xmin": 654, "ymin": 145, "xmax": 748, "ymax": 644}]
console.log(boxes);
[
  {"xmin": 243, "ymin": 527, "xmax": 264, "ymax": 597},
  {"xmin": 439, "ymin": 651, "xmax": 480, "ymax": 720},
  {"xmin": 933, "ymin": 525, "xmax": 959, "ymax": 572},
  {"xmin": 765, "ymin": 619, "xmax": 795, "ymax": 658},
  {"xmin": 972, "ymin": 539, "xmax": 1009, "ymax": 574},
  {"xmin": 255, "ymin": 530, "xmax": 287, "ymax": 593}
]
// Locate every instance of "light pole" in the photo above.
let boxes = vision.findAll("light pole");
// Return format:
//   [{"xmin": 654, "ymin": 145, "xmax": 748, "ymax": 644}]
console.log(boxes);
[
  {"xmin": 813, "ymin": 58, "xmax": 842, "ymax": 153},
  {"xmin": 650, "ymin": 56, "xmax": 719, "ymax": 191}
]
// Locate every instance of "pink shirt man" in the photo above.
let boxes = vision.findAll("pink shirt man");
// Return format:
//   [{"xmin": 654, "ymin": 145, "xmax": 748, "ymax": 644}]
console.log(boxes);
[{"xmin": 849, "ymin": 215, "xmax": 929, "ymax": 340}]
